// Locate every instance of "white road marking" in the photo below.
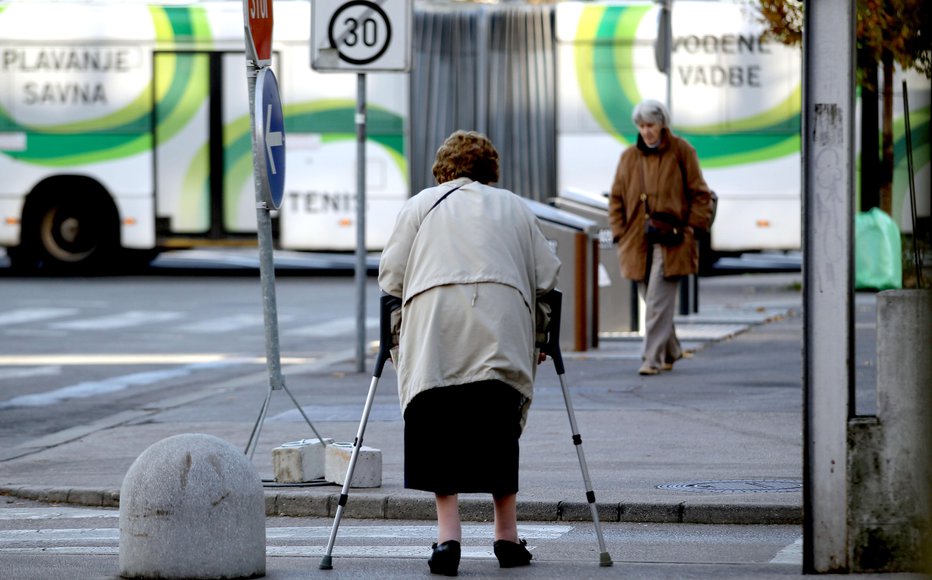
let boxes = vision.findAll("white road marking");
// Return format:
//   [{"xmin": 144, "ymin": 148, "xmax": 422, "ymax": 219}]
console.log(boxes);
[
  {"xmin": 49, "ymin": 311, "xmax": 183, "ymax": 330},
  {"xmin": 287, "ymin": 317, "xmax": 378, "ymax": 337},
  {"xmin": 177, "ymin": 314, "xmax": 277, "ymax": 333},
  {"xmin": 0, "ymin": 361, "xmax": 238, "ymax": 408},
  {"xmin": 0, "ymin": 308, "xmax": 78, "ymax": 325},
  {"xmin": 0, "ymin": 366, "xmax": 61, "ymax": 380},
  {"xmin": 0, "ymin": 546, "xmax": 501, "ymax": 559},
  {"xmin": 0, "ymin": 508, "xmax": 117, "ymax": 520},
  {"xmin": 265, "ymin": 524, "xmax": 571, "ymax": 540},
  {"xmin": 769, "ymin": 536, "xmax": 802, "ymax": 564},
  {"xmin": 0, "ymin": 521, "xmax": 565, "ymax": 559},
  {"xmin": 0, "ymin": 354, "xmax": 311, "ymax": 366},
  {"xmin": 271, "ymin": 546, "xmax": 501, "ymax": 558}
]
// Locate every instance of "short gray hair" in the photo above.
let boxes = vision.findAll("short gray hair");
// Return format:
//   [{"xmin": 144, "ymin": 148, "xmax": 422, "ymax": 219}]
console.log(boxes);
[{"xmin": 632, "ymin": 99, "xmax": 670, "ymax": 128}]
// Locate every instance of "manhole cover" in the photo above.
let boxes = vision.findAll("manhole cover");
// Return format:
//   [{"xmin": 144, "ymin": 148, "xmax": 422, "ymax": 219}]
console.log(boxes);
[{"xmin": 656, "ymin": 479, "xmax": 802, "ymax": 494}]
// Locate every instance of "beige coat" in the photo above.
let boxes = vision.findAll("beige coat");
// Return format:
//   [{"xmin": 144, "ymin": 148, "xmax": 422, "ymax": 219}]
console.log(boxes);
[
  {"xmin": 609, "ymin": 131, "xmax": 714, "ymax": 280},
  {"xmin": 379, "ymin": 177, "xmax": 561, "ymax": 430}
]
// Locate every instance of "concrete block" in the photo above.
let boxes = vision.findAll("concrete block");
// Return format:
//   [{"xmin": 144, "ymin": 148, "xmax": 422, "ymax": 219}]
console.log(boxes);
[
  {"xmin": 325, "ymin": 443, "xmax": 382, "ymax": 488},
  {"xmin": 272, "ymin": 438, "xmax": 333, "ymax": 483},
  {"xmin": 846, "ymin": 290, "xmax": 932, "ymax": 573},
  {"xmin": 119, "ymin": 433, "xmax": 265, "ymax": 579}
]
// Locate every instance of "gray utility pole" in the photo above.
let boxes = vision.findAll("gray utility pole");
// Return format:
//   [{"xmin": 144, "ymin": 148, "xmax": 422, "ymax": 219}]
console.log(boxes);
[
  {"xmin": 802, "ymin": 0, "xmax": 855, "ymax": 573},
  {"xmin": 355, "ymin": 73, "xmax": 367, "ymax": 373}
]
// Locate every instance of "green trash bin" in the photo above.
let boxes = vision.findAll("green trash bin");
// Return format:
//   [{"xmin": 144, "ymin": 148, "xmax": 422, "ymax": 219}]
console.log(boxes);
[{"xmin": 855, "ymin": 207, "xmax": 902, "ymax": 290}]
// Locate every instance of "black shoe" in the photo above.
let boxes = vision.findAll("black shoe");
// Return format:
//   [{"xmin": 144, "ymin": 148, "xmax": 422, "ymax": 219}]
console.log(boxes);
[
  {"xmin": 428, "ymin": 540, "xmax": 460, "ymax": 576},
  {"xmin": 493, "ymin": 538, "xmax": 532, "ymax": 568}
]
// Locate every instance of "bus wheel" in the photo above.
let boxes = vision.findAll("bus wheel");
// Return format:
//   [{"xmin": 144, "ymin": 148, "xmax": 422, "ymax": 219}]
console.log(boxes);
[{"xmin": 29, "ymin": 194, "xmax": 118, "ymax": 272}]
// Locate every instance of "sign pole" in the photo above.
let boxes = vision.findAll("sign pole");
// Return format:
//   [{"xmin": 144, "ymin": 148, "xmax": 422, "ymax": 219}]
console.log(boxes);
[
  {"xmin": 355, "ymin": 73, "xmax": 367, "ymax": 373},
  {"xmin": 244, "ymin": 57, "xmax": 285, "ymax": 457},
  {"xmin": 311, "ymin": 0, "xmax": 412, "ymax": 373},
  {"xmin": 243, "ymin": 0, "xmax": 326, "ymax": 458}
]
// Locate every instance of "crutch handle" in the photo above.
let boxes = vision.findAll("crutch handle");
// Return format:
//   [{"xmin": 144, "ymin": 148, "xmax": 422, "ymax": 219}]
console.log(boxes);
[
  {"xmin": 538, "ymin": 289, "xmax": 565, "ymax": 375},
  {"xmin": 375, "ymin": 293, "xmax": 402, "ymax": 378}
]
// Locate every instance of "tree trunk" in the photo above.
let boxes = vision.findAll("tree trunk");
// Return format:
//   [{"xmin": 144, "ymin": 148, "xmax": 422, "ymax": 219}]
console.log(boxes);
[
  {"xmin": 880, "ymin": 49, "xmax": 894, "ymax": 216},
  {"xmin": 859, "ymin": 49, "xmax": 880, "ymax": 212}
]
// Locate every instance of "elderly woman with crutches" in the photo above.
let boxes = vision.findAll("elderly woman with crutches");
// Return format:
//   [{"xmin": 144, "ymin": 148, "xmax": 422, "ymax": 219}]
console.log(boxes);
[{"xmin": 379, "ymin": 130, "xmax": 561, "ymax": 576}]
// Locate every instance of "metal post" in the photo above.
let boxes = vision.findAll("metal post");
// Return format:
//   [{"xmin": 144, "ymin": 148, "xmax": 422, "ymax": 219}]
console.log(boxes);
[
  {"xmin": 243, "ymin": 57, "xmax": 326, "ymax": 458},
  {"xmin": 355, "ymin": 73, "xmax": 367, "ymax": 373},
  {"xmin": 802, "ymin": 0, "xmax": 855, "ymax": 572},
  {"xmin": 245, "ymin": 59, "xmax": 285, "ymax": 397},
  {"xmin": 661, "ymin": 0, "xmax": 672, "ymax": 120}
]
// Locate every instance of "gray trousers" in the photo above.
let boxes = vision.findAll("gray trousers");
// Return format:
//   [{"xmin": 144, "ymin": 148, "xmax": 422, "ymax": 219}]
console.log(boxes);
[{"xmin": 637, "ymin": 244, "xmax": 683, "ymax": 369}]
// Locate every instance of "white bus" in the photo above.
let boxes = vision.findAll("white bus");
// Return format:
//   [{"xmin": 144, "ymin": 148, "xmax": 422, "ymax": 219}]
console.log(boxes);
[
  {"xmin": 557, "ymin": 1, "xmax": 802, "ymax": 256},
  {"xmin": 1, "ymin": 1, "xmax": 927, "ymax": 272},
  {"xmin": 556, "ymin": 1, "xmax": 929, "ymax": 256},
  {"xmin": 0, "ymin": 0, "xmax": 409, "ymax": 270}
]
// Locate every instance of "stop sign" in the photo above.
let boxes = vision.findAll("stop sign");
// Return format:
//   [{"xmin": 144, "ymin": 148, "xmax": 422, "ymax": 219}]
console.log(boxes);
[{"xmin": 243, "ymin": 0, "xmax": 273, "ymax": 65}]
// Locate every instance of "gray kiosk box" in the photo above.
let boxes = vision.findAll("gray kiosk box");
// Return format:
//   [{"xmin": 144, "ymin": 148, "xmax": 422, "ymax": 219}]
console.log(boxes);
[
  {"xmin": 551, "ymin": 189, "xmax": 638, "ymax": 335},
  {"xmin": 523, "ymin": 198, "xmax": 598, "ymax": 352}
]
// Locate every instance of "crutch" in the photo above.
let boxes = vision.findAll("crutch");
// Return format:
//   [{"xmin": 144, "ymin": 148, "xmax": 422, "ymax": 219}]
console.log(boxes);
[
  {"xmin": 539, "ymin": 289, "xmax": 613, "ymax": 567},
  {"xmin": 320, "ymin": 292, "xmax": 401, "ymax": 570}
]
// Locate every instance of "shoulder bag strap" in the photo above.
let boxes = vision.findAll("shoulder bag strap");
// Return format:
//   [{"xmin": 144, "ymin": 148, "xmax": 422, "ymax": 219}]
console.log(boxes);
[
  {"xmin": 425, "ymin": 183, "xmax": 465, "ymax": 218},
  {"xmin": 671, "ymin": 139, "xmax": 691, "ymax": 224},
  {"xmin": 638, "ymin": 156, "xmax": 650, "ymax": 216}
]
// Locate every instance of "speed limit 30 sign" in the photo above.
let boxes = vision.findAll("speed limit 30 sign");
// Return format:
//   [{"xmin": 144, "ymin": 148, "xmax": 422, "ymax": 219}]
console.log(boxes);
[{"xmin": 312, "ymin": 0, "xmax": 411, "ymax": 72}]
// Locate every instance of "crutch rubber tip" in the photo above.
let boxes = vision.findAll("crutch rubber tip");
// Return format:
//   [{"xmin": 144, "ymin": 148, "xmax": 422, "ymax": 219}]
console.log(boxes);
[
  {"xmin": 319, "ymin": 556, "xmax": 333, "ymax": 570},
  {"xmin": 599, "ymin": 552, "xmax": 613, "ymax": 567}
]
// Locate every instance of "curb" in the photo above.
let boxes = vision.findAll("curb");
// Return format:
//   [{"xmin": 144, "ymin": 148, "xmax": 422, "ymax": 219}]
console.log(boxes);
[{"xmin": 1, "ymin": 486, "xmax": 802, "ymax": 525}]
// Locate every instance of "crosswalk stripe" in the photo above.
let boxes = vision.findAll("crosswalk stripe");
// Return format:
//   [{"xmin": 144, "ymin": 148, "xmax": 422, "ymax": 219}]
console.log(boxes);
[
  {"xmin": 49, "ymin": 311, "xmax": 184, "ymax": 330},
  {"xmin": 271, "ymin": 546, "xmax": 500, "ymax": 558},
  {"xmin": 0, "ymin": 366, "xmax": 61, "ymax": 380},
  {"xmin": 0, "ymin": 507, "xmax": 117, "ymax": 520},
  {"xmin": 267, "ymin": 524, "xmax": 572, "ymax": 540},
  {"xmin": 769, "ymin": 536, "xmax": 802, "ymax": 564},
  {"xmin": 0, "ymin": 362, "xmax": 237, "ymax": 408},
  {"xmin": 0, "ymin": 308, "xmax": 78, "ymax": 325},
  {"xmin": 0, "ymin": 524, "xmax": 570, "ymax": 541},
  {"xmin": 177, "ymin": 314, "xmax": 275, "ymax": 333},
  {"xmin": 287, "ymin": 317, "xmax": 378, "ymax": 337},
  {"xmin": 1, "ymin": 308, "xmax": 375, "ymax": 339},
  {"xmin": 0, "ymin": 546, "xmax": 503, "ymax": 559},
  {"xmin": 0, "ymin": 523, "xmax": 564, "ymax": 560}
]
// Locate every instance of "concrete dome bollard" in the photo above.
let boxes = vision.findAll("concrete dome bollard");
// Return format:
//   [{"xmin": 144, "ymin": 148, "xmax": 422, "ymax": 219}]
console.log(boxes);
[{"xmin": 119, "ymin": 433, "xmax": 266, "ymax": 579}]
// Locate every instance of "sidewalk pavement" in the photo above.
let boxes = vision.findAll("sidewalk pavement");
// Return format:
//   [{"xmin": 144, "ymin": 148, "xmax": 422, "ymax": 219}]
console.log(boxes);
[{"xmin": 0, "ymin": 274, "xmax": 813, "ymax": 526}]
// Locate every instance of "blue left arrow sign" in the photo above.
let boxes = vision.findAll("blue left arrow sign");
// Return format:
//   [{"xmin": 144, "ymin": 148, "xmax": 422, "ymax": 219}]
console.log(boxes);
[{"xmin": 254, "ymin": 67, "xmax": 285, "ymax": 209}]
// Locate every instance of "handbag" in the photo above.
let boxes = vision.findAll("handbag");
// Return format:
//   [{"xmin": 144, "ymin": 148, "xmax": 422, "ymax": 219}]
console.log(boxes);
[
  {"xmin": 639, "ymin": 158, "xmax": 684, "ymax": 246},
  {"xmin": 645, "ymin": 211, "xmax": 684, "ymax": 246}
]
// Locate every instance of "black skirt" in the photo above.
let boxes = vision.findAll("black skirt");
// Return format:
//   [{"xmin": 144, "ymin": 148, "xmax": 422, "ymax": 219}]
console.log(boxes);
[{"xmin": 403, "ymin": 380, "xmax": 523, "ymax": 496}]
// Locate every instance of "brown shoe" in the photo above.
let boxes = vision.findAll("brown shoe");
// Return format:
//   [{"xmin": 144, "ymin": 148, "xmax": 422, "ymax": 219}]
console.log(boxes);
[{"xmin": 638, "ymin": 365, "xmax": 660, "ymax": 376}]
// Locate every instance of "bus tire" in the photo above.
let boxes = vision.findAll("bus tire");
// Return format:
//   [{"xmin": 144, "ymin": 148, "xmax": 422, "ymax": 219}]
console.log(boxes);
[{"xmin": 20, "ymin": 179, "xmax": 120, "ymax": 273}]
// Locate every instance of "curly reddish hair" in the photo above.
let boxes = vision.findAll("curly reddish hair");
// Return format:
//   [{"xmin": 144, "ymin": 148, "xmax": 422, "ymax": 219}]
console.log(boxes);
[{"xmin": 431, "ymin": 130, "xmax": 500, "ymax": 185}]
